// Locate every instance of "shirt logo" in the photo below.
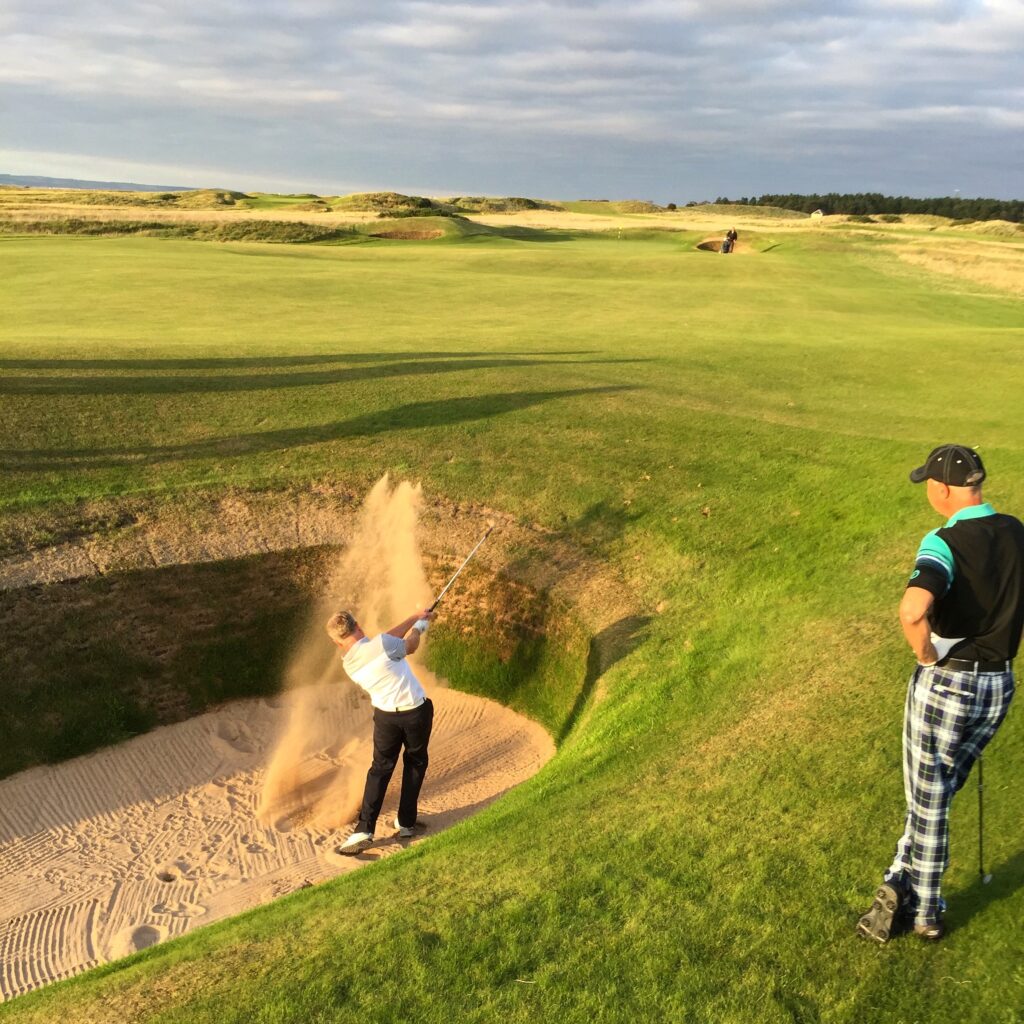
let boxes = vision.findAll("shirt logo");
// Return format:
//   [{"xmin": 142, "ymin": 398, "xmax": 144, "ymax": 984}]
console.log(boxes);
[{"xmin": 909, "ymin": 569, "xmax": 921, "ymax": 580}]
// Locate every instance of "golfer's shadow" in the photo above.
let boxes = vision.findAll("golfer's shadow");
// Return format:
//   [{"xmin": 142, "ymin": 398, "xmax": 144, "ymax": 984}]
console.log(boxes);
[
  {"xmin": 949, "ymin": 848, "xmax": 1024, "ymax": 933},
  {"xmin": 557, "ymin": 615, "xmax": 651, "ymax": 744}
]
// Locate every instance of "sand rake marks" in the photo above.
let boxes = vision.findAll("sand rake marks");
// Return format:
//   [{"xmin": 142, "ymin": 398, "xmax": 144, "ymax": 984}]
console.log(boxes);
[{"xmin": 0, "ymin": 898, "xmax": 101, "ymax": 1002}]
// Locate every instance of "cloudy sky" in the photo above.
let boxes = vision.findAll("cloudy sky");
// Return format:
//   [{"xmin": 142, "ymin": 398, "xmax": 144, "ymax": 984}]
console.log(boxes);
[{"xmin": 1, "ymin": 0, "xmax": 1022, "ymax": 201}]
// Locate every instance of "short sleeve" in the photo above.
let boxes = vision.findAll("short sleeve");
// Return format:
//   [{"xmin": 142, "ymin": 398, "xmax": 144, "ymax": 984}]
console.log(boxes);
[
  {"xmin": 907, "ymin": 529, "xmax": 954, "ymax": 597},
  {"xmin": 381, "ymin": 633, "xmax": 407, "ymax": 660}
]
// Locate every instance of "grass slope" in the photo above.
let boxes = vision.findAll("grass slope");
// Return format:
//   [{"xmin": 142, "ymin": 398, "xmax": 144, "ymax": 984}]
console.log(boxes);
[{"xmin": 1, "ymin": 226, "xmax": 1023, "ymax": 1022}]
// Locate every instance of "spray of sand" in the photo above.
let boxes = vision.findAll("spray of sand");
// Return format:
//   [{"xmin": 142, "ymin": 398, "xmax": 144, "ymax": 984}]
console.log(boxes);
[{"xmin": 257, "ymin": 475, "xmax": 435, "ymax": 830}]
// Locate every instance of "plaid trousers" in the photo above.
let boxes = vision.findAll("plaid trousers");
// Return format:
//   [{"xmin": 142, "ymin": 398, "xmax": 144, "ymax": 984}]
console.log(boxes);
[{"xmin": 885, "ymin": 663, "xmax": 1015, "ymax": 925}]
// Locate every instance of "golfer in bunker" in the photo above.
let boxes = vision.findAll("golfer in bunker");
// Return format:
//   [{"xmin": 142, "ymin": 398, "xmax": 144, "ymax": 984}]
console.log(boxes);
[
  {"xmin": 858, "ymin": 445, "xmax": 1024, "ymax": 943},
  {"xmin": 326, "ymin": 608, "xmax": 434, "ymax": 855}
]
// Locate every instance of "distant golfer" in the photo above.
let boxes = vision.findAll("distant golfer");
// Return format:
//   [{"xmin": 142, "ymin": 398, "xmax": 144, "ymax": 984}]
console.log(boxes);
[
  {"xmin": 326, "ymin": 608, "xmax": 434, "ymax": 855},
  {"xmin": 857, "ymin": 445, "xmax": 1024, "ymax": 943}
]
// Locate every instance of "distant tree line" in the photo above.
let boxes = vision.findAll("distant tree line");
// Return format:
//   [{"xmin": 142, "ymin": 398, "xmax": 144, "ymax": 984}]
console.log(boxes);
[{"xmin": 706, "ymin": 193, "xmax": 1024, "ymax": 222}]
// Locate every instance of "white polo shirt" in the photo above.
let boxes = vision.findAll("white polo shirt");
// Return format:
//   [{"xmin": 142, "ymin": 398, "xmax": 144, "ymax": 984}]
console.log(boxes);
[{"xmin": 342, "ymin": 633, "xmax": 426, "ymax": 712}]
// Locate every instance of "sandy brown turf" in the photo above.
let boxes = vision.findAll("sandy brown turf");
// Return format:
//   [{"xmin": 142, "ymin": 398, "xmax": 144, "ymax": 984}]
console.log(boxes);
[{"xmin": 0, "ymin": 682, "xmax": 552, "ymax": 1002}]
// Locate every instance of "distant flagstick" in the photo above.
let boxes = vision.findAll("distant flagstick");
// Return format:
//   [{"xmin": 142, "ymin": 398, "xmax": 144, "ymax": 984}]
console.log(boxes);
[{"xmin": 428, "ymin": 524, "xmax": 495, "ymax": 612}]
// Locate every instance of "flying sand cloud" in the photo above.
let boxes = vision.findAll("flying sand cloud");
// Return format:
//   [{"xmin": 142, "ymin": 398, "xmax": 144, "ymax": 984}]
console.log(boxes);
[{"xmin": 0, "ymin": 0, "xmax": 1020, "ymax": 199}]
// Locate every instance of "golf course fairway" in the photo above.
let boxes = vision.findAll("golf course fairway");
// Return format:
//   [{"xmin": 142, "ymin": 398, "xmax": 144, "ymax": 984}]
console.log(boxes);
[{"xmin": 1, "ymin": 217, "xmax": 1023, "ymax": 1023}]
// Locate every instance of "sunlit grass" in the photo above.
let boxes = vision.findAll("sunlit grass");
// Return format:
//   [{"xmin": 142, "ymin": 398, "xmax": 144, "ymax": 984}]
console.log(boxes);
[{"xmin": 1, "ymin": 225, "xmax": 1023, "ymax": 1022}]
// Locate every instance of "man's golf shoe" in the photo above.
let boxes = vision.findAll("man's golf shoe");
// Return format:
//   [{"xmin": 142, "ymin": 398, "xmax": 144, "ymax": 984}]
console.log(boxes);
[
  {"xmin": 336, "ymin": 831, "xmax": 374, "ymax": 856},
  {"xmin": 393, "ymin": 815, "xmax": 427, "ymax": 839},
  {"xmin": 856, "ymin": 882, "xmax": 904, "ymax": 944}
]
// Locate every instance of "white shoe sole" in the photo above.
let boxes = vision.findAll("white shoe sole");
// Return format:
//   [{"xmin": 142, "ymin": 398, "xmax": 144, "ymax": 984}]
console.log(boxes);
[{"xmin": 336, "ymin": 836, "xmax": 373, "ymax": 856}]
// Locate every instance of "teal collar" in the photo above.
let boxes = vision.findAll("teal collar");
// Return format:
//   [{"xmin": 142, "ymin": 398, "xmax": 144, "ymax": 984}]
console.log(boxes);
[{"xmin": 946, "ymin": 502, "xmax": 996, "ymax": 527}]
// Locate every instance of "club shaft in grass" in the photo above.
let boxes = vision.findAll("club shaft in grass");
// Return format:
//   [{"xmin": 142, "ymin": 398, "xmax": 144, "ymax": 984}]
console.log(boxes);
[{"xmin": 429, "ymin": 525, "xmax": 495, "ymax": 612}]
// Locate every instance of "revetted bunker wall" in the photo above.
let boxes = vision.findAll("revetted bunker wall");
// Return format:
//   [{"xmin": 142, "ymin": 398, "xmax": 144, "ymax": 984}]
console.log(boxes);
[{"xmin": 0, "ymin": 486, "xmax": 635, "ymax": 781}]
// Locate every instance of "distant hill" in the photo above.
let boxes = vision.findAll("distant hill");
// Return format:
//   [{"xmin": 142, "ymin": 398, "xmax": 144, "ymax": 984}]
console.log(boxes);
[{"xmin": 0, "ymin": 173, "xmax": 194, "ymax": 192}]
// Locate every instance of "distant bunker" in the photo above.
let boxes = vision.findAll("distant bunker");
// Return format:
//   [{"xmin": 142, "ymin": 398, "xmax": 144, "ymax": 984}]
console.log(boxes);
[{"xmin": 696, "ymin": 236, "xmax": 752, "ymax": 253}]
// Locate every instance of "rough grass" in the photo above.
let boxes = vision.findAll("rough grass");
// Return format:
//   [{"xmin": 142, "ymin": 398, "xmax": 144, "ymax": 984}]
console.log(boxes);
[
  {"xmin": 0, "ymin": 216, "xmax": 362, "ymax": 244},
  {"xmin": 444, "ymin": 196, "xmax": 559, "ymax": 213},
  {"xmin": 559, "ymin": 199, "xmax": 664, "ymax": 215},
  {"xmin": 892, "ymin": 236, "xmax": 1024, "ymax": 295},
  {"xmin": 1, "ymin": 223, "xmax": 1023, "ymax": 1022},
  {"xmin": 0, "ymin": 188, "xmax": 248, "ymax": 210}
]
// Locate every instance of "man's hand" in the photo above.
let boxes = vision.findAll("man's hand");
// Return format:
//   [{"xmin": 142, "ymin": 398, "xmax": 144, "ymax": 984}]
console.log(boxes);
[
  {"xmin": 387, "ymin": 609, "xmax": 436, "ymax": 655},
  {"xmin": 900, "ymin": 586, "xmax": 938, "ymax": 665}
]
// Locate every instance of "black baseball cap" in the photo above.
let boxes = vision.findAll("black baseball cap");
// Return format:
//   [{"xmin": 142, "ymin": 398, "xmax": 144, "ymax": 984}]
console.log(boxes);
[{"xmin": 909, "ymin": 444, "xmax": 986, "ymax": 486}]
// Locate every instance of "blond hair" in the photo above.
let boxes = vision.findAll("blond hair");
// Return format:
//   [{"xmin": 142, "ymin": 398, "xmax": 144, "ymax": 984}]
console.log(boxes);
[{"xmin": 326, "ymin": 610, "xmax": 358, "ymax": 644}]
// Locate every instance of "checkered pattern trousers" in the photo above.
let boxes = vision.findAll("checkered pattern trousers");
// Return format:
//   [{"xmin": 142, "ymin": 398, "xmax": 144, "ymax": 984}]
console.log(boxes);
[{"xmin": 884, "ymin": 663, "xmax": 1014, "ymax": 925}]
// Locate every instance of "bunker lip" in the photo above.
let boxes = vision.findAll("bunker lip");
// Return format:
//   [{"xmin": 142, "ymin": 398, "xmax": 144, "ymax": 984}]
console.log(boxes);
[
  {"xmin": 0, "ymin": 483, "xmax": 634, "ymax": 634},
  {"xmin": 0, "ymin": 475, "xmax": 639, "ymax": 656}
]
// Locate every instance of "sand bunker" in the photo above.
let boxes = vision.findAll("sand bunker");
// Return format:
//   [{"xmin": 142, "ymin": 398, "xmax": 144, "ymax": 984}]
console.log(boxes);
[
  {"xmin": 0, "ymin": 684, "xmax": 552, "ymax": 1002},
  {"xmin": 696, "ymin": 236, "xmax": 750, "ymax": 254}
]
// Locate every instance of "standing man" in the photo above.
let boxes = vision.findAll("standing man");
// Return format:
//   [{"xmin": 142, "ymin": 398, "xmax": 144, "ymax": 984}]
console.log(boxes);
[
  {"xmin": 326, "ymin": 608, "xmax": 434, "ymax": 855},
  {"xmin": 858, "ymin": 445, "xmax": 1024, "ymax": 943}
]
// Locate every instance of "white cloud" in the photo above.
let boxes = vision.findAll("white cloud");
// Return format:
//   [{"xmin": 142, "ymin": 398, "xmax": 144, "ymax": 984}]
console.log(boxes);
[{"xmin": 0, "ymin": 0, "xmax": 1021, "ymax": 199}]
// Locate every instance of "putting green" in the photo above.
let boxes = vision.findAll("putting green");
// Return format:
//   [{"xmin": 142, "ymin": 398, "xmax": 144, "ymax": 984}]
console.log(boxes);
[{"xmin": 1, "ymin": 222, "xmax": 1023, "ymax": 1023}]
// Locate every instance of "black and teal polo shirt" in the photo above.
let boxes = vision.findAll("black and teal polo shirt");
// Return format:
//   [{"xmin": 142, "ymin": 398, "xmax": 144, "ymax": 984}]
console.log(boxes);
[{"xmin": 909, "ymin": 502, "xmax": 1024, "ymax": 661}]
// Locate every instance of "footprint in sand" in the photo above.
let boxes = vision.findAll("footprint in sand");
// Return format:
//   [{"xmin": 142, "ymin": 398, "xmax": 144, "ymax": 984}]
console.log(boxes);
[
  {"xmin": 213, "ymin": 719, "xmax": 257, "ymax": 755},
  {"xmin": 108, "ymin": 923, "xmax": 166, "ymax": 959},
  {"xmin": 152, "ymin": 899, "xmax": 207, "ymax": 919},
  {"xmin": 155, "ymin": 858, "xmax": 191, "ymax": 883}
]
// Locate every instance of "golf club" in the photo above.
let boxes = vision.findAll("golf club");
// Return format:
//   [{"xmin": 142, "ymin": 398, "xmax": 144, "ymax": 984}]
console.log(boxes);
[
  {"xmin": 428, "ymin": 523, "xmax": 495, "ymax": 613},
  {"xmin": 978, "ymin": 755, "xmax": 993, "ymax": 885}
]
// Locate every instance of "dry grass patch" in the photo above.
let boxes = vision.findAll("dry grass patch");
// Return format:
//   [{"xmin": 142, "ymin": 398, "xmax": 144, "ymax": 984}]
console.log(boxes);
[
  {"xmin": 0, "ymin": 204, "xmax": 380, "ymax": 227},
  {"xmin": 895, "ymin": 236, "xmax": 1024, "ymax": 295}
]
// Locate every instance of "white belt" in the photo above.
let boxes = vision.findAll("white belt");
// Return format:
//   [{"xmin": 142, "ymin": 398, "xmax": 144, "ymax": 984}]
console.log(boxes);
[{"xmin": 375, "ymin": 697, "xmax": 425, "ymax": 714}]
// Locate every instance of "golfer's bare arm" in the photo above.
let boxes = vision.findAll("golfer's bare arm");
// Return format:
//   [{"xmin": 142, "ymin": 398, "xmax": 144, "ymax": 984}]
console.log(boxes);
[
  {"xmin": 900, "ymin": 586, "xmax": 938, "ymax": 664},
  {"xmin": 385, "ymin": 610, "xmax": 433, "ymax": 655}
]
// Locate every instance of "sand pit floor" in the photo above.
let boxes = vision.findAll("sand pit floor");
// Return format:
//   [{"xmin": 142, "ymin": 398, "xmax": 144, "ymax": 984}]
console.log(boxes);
[{"xmin": 0, "ymin": 686, "xmax": 553, "ymax": 1002}]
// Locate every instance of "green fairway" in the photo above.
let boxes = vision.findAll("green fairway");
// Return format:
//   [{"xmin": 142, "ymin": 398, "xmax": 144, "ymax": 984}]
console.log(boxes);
[{"xmin": 2, "ymin": 225, "xmax": 1023, "ymax": 1022}]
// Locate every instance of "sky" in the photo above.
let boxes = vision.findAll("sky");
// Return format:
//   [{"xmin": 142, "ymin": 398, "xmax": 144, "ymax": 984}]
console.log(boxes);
[{"xmin": 1, "ymin": 0, "xmax": 1022, "ymax": 202}]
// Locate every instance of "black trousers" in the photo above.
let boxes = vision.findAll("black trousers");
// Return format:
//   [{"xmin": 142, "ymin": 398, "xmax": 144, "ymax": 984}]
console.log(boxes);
[{"xmin": 356, "ymin": 698, "xmax": 434, "ymax": 834}]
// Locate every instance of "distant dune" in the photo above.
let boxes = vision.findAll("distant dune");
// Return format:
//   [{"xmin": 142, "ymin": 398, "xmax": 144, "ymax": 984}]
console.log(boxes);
[{"xmin": 0, "ymin": 173, "xmax": 194, "ymax": 192}]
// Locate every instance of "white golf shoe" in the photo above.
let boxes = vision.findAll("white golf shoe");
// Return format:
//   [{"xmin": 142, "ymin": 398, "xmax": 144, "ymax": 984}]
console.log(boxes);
[{"xmin": 336, "ymin": 831, "xmax": 373, "ymax": 856}]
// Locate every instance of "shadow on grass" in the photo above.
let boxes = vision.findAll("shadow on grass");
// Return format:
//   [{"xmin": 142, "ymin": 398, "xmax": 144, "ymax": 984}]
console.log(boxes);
[
  {"xmin": 0, "ymin": 355, "xmax": 646, "ymax": 395},
  {"xmin": 557, "ymin": 614, "xmax": 651, "ymax": 744},
  {"xmin": 0, "ymin": 351, "xmax": 596, "ymax": 371},
  {"xmin": 480, "ymin": 225, "xmax": 589, "ymax": 243},
  {"xmin": 949, "ymin": 847, "xmax": 1024, "ymax": 933},
  {"xmin": 1, "ymin": 385, "xmax": 635, "ymax": 471}
]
